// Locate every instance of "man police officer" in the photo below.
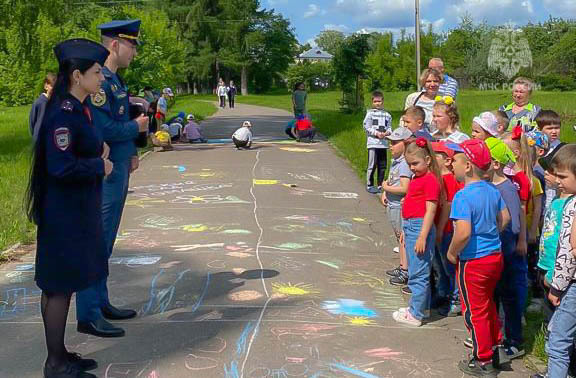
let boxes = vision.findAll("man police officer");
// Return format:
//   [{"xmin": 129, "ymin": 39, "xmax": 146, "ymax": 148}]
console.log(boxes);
[{"xmin": 76, "ymin": 20, "xmax": 149, "ymax": 338}]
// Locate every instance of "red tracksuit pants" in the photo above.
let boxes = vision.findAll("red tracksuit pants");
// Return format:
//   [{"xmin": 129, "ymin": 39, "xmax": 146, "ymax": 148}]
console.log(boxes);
[{"xmin": 457, "ymin": 253, "xmax": 504, "ymax": 362}]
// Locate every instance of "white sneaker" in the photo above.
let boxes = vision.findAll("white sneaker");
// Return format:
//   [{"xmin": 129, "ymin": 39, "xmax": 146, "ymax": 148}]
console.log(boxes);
[
  {"xmin": 392, "ymin": 309, "xmax": 422, "ymax": 327},
  {"xmin": 393, "ymin": 247, "xmax": 399, "ymax": 253}
]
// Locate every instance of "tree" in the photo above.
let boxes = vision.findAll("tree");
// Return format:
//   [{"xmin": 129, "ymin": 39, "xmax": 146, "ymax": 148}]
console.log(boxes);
[
  {"xmin": 333, "ymin": 33, "xmax": 370, "ymax": 112},
  {"xmin": 315, "ymin": 30, "xmax": 345, "ymax": 55}
]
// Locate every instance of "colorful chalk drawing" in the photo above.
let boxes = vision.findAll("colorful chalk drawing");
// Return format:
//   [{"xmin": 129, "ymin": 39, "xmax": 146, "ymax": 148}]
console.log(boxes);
[
  {"xmin": 373, "ymin": 287, "xmax": 405, "ymax": 311},
  {"xmin": 270, "ymin": 256, "xmax": 307, "ymax": 270},
  {"xmin": 109, "ymin": 255, "xmax": 162, "ymax": 267},
  {"xmin": 178, "ymin": 165, "xmax": 186, "ymax": 172},
  {"xmin": 346, "ymin": 316, "xmax": 376, "ymax": 326},
  {"xmin": 263, "ymin": 242, "xmax": 313, "ymax": 251},
  {"xmin": 171, "ymin": 242, "xmax": 225, "ymax": 252},
  {"xmin": 171, "ymin": 194, "xmax": 249, "ymax": 205},
  {"xmin": 329, "ymin": 362, "xmax": 379, "ymax": 378},
  {"xmin": 253, "ymin": 179, "xmax": 279, "ymax": 185},
  {"xmin": 182, "ymin": 169, "xmax": 226, "ymax": 179},
  {"xmin": 330, "ymin": 271, "xmax": 388, "ymax": 289},
  {"xmin": 125, "ymin": 197, "xmax": 166, "ymax": 208},
  {"xmin": 5, "ymin": 271, "xmax": 34, "ymax": 284},
  {"xmin": 321, "ymin": 299, "xmax": 378, "ymax": 318},
  {"xmin": 0, "ymin": 287, "xmax": 41, "ymax": 319},
  {"xmin": 171, "ymin": 242, "xmax": 253, "ymax": 253},
  {"xmin": 228, "ymin": 290, "xmax": 264, "ymax": 302},
  {"xmin": 279, "ymin": 147, "xmax": 316, "ymax": 152},
  {"xmin": 141, "ymin": 269, "xmax": 192, "ymax": 315},
  {"xmin": 131, "ymin": 181, "xmax": 196, "ymax": 191},
  {"xmin": 270, "ymin": 225, "xmax": 373, "ymax": 249},
  {"xmin": 315, "ymin": 260, "xmax": 340, "ymax": 270},
  {"xmin": 184, "ymin": 354, "xmax": 218, "ymax": 371},
  {"xmin": 104, "ymin": 361, "xmax": 157, "ymax": 378},
  {"xmin": 270, "ymin": 324, "xmax": 339, "ymax": 341},
  {"xmin": 271, "ymin": 282, "xmax": 320, "ymax": 298},
  {"xmin": 115, "ymin": 229, "xmax": 161, "ymax": 249},
  {"xmin": 322, "ymin": 192, "xmax": 359, "ymax": 199},
  {"xmin": 132, "ymin": 183, "xmax": 233, "ymax": 198},
  {"xmin": 14, "ymin": 264, "xmax": 35, "ymax": 271},
  {"xmin": 364, "ymin": 347, "xmax": 404, "ymax": 360}
]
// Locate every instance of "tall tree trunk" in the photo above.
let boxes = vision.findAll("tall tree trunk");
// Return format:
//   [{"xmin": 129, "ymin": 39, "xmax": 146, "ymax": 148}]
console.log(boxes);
[{"xmin": 241, "ymin": 65, "xmax": 248, "ymax": 95}]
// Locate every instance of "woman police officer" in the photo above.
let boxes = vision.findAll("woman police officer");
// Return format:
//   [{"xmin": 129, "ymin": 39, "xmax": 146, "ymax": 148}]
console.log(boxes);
[{"xmin": 26, "ymin": 38, "xmax": 112, "ymax": 378}]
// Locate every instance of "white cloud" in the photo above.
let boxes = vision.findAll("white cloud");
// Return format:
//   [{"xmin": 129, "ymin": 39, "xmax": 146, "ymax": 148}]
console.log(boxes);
[
  {"xmin": 334, "ymin": 0, "xmax": 432, "ymax": 28},
  {"xmin": 324, "ymin": 24, "xmax": 350, "ymax": 32},
  {"xmin": 448, "ymin": 0, "xmax": 534, "ymax": 25},
  {"xmin": 541, "ymin": 0, "xmax": 576, "ymax": 13},
  {"xmin": 304, "ymin": 4, "xmax": 327, "ymax": 18}
]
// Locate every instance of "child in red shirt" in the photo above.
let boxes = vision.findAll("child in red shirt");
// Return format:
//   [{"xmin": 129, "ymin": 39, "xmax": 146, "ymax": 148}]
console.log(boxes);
[
  {"xmin": 392, "ymin": 138, "xmax": 442, "ymax": 327},
  {"xmin": 431, "ymin": 141, "xmax": 463, "ymax": 317}
]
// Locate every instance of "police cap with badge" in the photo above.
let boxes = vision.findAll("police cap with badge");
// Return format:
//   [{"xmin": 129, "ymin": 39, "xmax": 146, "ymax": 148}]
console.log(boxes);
[{"xmin": 54, "ymin": 38, "xmax": 109, "ymax": 67}]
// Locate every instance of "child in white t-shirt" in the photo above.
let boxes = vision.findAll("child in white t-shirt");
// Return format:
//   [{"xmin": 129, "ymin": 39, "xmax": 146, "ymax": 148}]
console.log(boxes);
[{"xmin": 232, "ymin": 121, "xmax": 253, "ymax": 150}]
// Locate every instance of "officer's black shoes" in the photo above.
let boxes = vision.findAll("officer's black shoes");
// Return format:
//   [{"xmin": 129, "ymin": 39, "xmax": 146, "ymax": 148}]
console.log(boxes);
[
  {"xmin": 67, "ymin": 352, "xmax": 97, "ymax": 371},
  {"xmin": 101, "ymin": 304, "xmax": 137, "ymax": 320},
  {"xmin": 77, "ymin": 318, "xmax": 125, "ymax": 338},
  {"xmin": 44, "ymin": 362, "xmax": 97, "ymax": 378}
]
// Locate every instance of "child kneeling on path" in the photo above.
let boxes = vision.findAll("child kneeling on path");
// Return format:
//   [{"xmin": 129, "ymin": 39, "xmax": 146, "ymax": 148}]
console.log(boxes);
[
  {"xmin": 447, "ymin": 139, "xmax": 510, "ymax": 377},
  {"xmin": 232, "ymin": 121, "xmax": 253, "ymax": 150},
  {"xmin": 392, "ymin": 138, "xmax": 442, "ymax": 327},
  {"xmin": 294, "ymin": 115, "xmax": 317, "ymax": 143},
  {"xmin": 381, "ymin": 127, "xmax": 413, "ymax": 286},
  {"xmin": 183, "ymin": 114, "xmax": 207, "ymax": 143}
]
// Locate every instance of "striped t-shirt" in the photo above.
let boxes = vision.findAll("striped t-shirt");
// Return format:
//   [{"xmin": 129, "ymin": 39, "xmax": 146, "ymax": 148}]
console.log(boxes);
[{"xmin": 438, "ymin": 74, "xmax": 459, "ymax": 98}]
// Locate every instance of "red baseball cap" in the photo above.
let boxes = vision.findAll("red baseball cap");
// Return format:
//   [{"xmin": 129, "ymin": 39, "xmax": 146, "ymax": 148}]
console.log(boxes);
[
  {"xmin": 459, "ymin": 139, "xmax": 492, "ymax": 171},
  {"xmin": 431, "ymin": 141, "xmax": 455, "ymax": 158}
]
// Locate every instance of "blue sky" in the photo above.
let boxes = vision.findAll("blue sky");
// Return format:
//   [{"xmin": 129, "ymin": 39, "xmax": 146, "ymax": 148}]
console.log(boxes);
[{"xmin": 264, "ymin": 0, "xmax": 576, "ymax": 45}]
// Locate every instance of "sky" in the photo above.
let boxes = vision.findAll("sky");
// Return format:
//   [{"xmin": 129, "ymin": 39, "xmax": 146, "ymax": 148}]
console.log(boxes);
[{"xmin": 264, "ymin": 0, "xmax": 576, "ymax": 46}]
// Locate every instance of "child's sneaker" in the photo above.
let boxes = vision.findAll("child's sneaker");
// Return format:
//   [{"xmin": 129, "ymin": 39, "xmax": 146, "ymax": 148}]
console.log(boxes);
[
  {"xmin": 386, "ymin": 266, "xmax": 403, "ymax": 278},
  {"xmin": 458, "ymin": 358, "xmax": 497, "ymax": 377},
  {"xmin": 366, "ymin": 186, "xmax": 379, "ymax": 194},
  {"xmin": 389, "ymin": 271, "xmax": 408, "ymax": 286},
  {"xmin": 393, "ymin": 246, "xmax": 399, "ymax": 253},
  {"xmin": 401, "ymin": 286, "xmax": 412, "ymax": 295},
  {"xmin": 392, "ymin": 308, "xmax": 422, "ymax": 327},
  {"xmin": 464, "ymin": 337, "xmax": 473, "ymax": 348},
  {"xmin": 439, "ymin": 302, "xmax": 462, "ymax": 317},
  {"xmin": 504, "ymin": 344, "xmax": 525, "ymax": 360}
]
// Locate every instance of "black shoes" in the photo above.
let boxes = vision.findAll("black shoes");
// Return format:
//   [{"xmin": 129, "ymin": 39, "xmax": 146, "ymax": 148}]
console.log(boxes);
[
  {"xmin": 77, "ymin": 318, "xmax": 125, "ymax": 338},
  {"xmin": 101, "ymin": 304, "xmax": 137, "ymax": 320},
  {"xmin": 44, "ymin": 362, "xmax": 96, "ymax": 378},
  {"xmin": 67, "ymin": 353, "xmax": 97, "ymax": 371}
]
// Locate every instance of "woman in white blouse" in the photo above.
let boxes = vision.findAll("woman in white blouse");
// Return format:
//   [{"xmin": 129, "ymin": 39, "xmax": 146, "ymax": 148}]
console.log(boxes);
[{"xmin": 403, "ymin": 68, "xmax": 443, "ymax": 133}]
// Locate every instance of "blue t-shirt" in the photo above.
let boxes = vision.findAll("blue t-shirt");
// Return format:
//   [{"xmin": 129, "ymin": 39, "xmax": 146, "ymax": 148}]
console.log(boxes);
[{"xmin": 450, "ymin": 181, "xmax": 506, "ymax": 260}]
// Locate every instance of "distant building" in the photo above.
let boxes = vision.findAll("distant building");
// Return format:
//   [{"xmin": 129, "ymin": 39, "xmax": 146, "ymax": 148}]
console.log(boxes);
[{"xmin": 296, "ymin": 48, "xmax": 333, "ymax": 63}]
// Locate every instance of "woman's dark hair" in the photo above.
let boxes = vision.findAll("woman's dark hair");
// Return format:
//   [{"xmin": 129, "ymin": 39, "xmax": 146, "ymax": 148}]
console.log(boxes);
[
  {"xmin": 293, "ymin": 82, "xmax": 304, "ymax": 92},
  {"xmin": 26, "ymin": 58, "xmax": 96, "ymax": 224}
]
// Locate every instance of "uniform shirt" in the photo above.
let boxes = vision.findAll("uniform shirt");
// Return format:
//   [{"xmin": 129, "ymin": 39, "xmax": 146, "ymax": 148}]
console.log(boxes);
[
  {"xmin": 438, "ymin": 74, "xmax": 459, "ymax": 98},
  {"xmin": 402, "ymin": 172, "xmax": 440, "ymax": 219},
  {"xmin": 184, "ymin": 121, "xmax": 202, "ymax": 140},
  {"xmin": 89, "ymin": 66, "xmax": 138, "ymax": 162},
  {"xmin": 363, "ymin": 108, "xmax": 392, "ymax": 149},
  {"xmin": 450, "ymin": 181, "xmax": 506, "ymax": 261},
  {"xmin": 386, "ymin": 155, "xmax": 412, "ymax": 209},
  {"xmin": 551, "ymin": 196, "xmax": 576, "ymax": 296},
  {"xmin": 495, "ymin": 179, "xmax": 522, "ymax": 236},
  {"xmin": 499, "ymin": 102, "xmax": 541, "ymax": 132},
  {"xmin": 539, "ymin": 197, "xmax": 570, "ymax": 283},
  {"xmin": 232, "ymin": 127, "xmax": 252, "ymax": 142}
]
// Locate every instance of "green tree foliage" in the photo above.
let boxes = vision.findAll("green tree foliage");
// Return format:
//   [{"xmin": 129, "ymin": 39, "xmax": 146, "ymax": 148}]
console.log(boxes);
[
  {"xmin": 333, "ymin": 33, "xmax": 370, "ymax": 112},
  {"xmin": 0, "ymin": 1, "xmax": 185, "ymax": 106},
  {"xmin": 285, "ymin": 61, "xmax": 333, "ymax": 91},
  {"xmin": 314, "ymin": 30, "xmax": 345, "ymax": 55}
]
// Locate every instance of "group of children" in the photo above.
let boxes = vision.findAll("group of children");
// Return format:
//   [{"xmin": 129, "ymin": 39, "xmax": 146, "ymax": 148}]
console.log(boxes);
[
  {"xmin": 152, "ymin": 112, "xmax": 207, "ymax": 151},
  {"xmin": 365, "ymin": 90, "xmax": 575, "ymax": 377}
]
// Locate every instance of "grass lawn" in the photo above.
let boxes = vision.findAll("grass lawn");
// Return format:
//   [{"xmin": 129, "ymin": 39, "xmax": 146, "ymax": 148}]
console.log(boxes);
[
  {"xmin": 0, "ymin": 97, "xmax": 216, "ymax": 255},
  {"xmin": 235, "ymin": 90, "xmax": 576, "ymax": 178}
]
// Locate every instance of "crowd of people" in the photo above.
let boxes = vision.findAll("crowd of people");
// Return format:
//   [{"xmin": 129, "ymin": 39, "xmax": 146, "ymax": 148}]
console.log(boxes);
[{"xmin": 370, "ymin": 58, "xmax": 575, "ymax": 377}]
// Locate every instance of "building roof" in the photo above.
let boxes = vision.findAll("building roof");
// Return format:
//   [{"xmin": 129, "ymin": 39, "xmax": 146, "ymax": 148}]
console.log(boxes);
[{"xmin": 298, "ymin": 48, "xmax": 333, "ymax": 60}]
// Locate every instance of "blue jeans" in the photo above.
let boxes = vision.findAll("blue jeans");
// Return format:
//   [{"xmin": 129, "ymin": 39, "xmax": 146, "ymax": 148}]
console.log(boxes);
[
  {"xmin": 547, "ymin": 282, "xmax": 576, "ymax": 377},
  {"xmin": 432, "ymin": 232, "xmax": 458, "ymax": 303},
  {"xmin": 76, "ymin": 159, "xmax": 130, "ymax": 322},
  {"xmin": 495, "ymin": 231, "xmax": 527, "ymax": 347},
  {"xmin": 404, "ymin": 218, "xmax": 436, "ymax": 320}
]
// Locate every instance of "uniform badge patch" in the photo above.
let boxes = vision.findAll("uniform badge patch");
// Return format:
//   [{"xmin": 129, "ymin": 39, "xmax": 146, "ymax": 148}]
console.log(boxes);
[
  {"xmin": 111, "ymin": 84, "xmax": 117, "ymax": 92},
  {"xmin": 54, "ymin": 127, "xmax": 71, "ymax": 151},
  {"xmin": 61, "ymin": 100, "xmax": 74, "ymax": 112},
  {"xmin": 119, "ymin": 105, "xmax": 125, "ymax": 115},
  {"xmin": 91, "ymin": 89, "xmax": 107, "ymax": 107}
]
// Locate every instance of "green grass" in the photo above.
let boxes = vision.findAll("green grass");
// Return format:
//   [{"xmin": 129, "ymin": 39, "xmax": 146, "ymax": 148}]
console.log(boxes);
[
  {"xmin": 234, "ymin": 90, "xmax": 576, "ymax": 178},
  {"xmin": 0, "ymin": 97, "xmax": 216, "ymax": 252}
]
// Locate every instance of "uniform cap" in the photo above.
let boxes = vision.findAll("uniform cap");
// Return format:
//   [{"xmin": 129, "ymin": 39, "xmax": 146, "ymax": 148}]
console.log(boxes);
[
  {"xmin": 53, "ymin": 38, "xmax": 109, "ymax": 66},
  {"xmin": 98, "ymin": 19, "xmax": 141, "ymax": 45}
]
